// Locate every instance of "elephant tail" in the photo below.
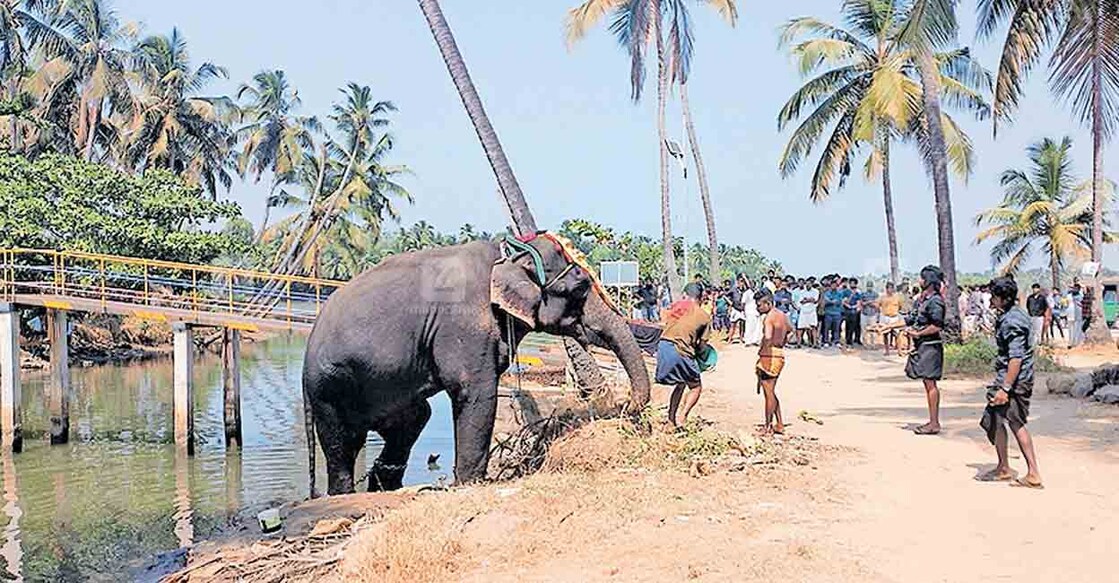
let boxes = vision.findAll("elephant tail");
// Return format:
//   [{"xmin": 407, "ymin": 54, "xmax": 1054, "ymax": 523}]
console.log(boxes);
[{"xmin": 304, "ymin": 382, "xmax": 318, "ymax": 499}]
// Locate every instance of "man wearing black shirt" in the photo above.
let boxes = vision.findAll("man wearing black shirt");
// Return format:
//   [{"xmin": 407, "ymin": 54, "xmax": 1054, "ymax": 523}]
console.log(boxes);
[
  {"xmin": 1026, "ymin": 283, "xmax": 1049, "ymax": 347},
  {"xmin": 638, "ymin": 282, "xmax": 659, "ymax": 322},
  {"xmin": 726, "ymin": 275, "xmax": 746, "ymax": 343},
  {"xmin": 979, "ymin": 277, "xmax": 1042, "ymax": 489}
]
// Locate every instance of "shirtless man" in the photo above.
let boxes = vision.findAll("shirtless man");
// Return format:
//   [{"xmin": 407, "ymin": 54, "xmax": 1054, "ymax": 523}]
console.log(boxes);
[{"xmin": 755, "ymin": 289, "xmax": 791, "ymax": 435}]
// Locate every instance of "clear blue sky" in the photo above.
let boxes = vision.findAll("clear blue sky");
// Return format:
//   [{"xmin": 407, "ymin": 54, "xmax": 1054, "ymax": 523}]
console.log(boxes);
[{"xmin": 117, "ymin": 0, "xmax": 1115, "ymax": 276}]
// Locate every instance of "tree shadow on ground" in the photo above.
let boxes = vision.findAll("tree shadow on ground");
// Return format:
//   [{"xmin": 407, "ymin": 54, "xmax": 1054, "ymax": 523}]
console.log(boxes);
[{"xmin": 833, "ymin": 390, "xmax": 1119, "ymax": 461}]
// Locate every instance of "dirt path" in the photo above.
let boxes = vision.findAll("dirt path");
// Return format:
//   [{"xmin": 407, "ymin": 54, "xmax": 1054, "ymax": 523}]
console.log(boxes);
[
  {"xmin": 178, "ymin": 344, "xmax": 1119, "ymax": 582},
  {"xmin": 694, "ymin": 343, "xmax": 1119, "ymax": 582}
]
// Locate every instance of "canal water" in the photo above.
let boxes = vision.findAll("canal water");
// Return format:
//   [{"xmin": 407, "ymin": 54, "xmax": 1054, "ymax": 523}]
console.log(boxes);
[{"xmin": 0, "ymin": 336, "xmax": 456, "ymax": 581}]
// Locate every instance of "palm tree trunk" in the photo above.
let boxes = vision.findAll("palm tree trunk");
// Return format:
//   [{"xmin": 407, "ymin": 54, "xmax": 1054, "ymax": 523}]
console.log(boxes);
[
  {"xmin": 1049, "ymin": 241, "xmax": 1061, "ymax": 291},
  {"xmin": 881, "ymin": 137, "xmax": 900, "ymax": 284},
  {"xmin": 680, "ymin": 82, "xmax": 720, "ymax": 285},
  {"xmin": 256, "ymin": 181, "xmax": 278, "ymax": 244},
  {"xmin": 6, "ymin": 79, "xmax": 20, "ymax": 152},
  {"xmin": 416, "ymin": 0, "xmax": 536, "ymax": 236},
  {"xmin": 654, "ymin": 9, "xmax": 681, "ymax": 298},
  {"xmin": 84, "ymin": 100, "xmax": 101, "ymax": 162},
  {"xmin": 916, "ymin": 49, "xmax": 961, "ymax": 338},
  {"xmin": 1086, "ymin": 61, "xmax": 1111, "ymax": 343}
]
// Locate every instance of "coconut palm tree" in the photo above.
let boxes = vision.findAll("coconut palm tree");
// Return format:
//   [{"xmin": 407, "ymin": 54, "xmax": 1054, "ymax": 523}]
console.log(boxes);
[
  {"xmin": 896, "ymin": 0, "xmax": 965, "ymax": 333},
  {"xmin": 236, "ymin": 69, "xmax": 318, "ymax": 240},
  {"xmin": 659, "ymin": 0, "xmax": 738, "ymax": 286},
  {"xmin": 778, "ymin": 0, "xmax": 990, "ymax": 285},
  {"xmin": 567, "ymin": 0, "xmax": 682, "ymax": 296},
  {"xmin": 265, "ymin": 119, "xmax": 411, "ymax": 279},
  {"xmin": 125, "ymin": 29, "xmax": 235, "ymax": 197},
  {"xmin": 977, "ymin": 0, "xmax": 1119, "ymax": 340},
  {"xmin": 0, "ymin": 0, "xmax": 50, "ymax": 149},
  {"xmin": 975, "ymin": 137, "xmax": 1116, "ymax": 288},
  {"xmin": 28, "ymin": 0, "xmax": 137, "ymax": 160},
  {"xmin": 272, "ymin": 82, "xmax": 401, "ymax": 276}
]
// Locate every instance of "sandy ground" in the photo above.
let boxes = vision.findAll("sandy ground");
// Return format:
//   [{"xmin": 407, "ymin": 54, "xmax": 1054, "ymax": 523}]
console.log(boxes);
[
  {"xmin": 172, "ymin": 344, "xmax": 1119, "ymax": 582},
  {"xmin": 451, "ymin": 344, "xmax": 1119, "ymax": 582},
  {"xmin": 681, "ymin": 343, "xmax": 1119, "ymax": 582}
]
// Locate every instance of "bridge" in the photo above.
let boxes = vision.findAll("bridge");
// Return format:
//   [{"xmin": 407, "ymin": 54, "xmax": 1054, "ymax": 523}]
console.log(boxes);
[{"xmin": 0, "ymin": 248, "xmax": 346, "ymax": 455}]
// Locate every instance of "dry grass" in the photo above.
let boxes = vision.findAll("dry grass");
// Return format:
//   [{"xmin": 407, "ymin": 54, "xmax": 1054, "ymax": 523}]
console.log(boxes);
[
  {"xmin": 338, "ymin": 471, "xmax": 673, "ymax": 583},
  {"xmin": 338, "ymin": 492, "xmax": 488, "ymax": 582},
  {"xmin": 337, "ymin": 413, "xmax": 832, "ymax": 583},
  {"xmin": 166, "ymin": 410, "xmax": 837, "ymax": 583}
]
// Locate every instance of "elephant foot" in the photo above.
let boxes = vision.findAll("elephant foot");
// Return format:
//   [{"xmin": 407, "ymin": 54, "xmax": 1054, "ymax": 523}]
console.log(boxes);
[{"xmin": 368, "ymin": 460, "xmax": 408, "ymax": 491}]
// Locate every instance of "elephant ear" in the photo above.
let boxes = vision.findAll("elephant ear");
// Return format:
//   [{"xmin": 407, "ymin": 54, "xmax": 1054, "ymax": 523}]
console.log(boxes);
[{"xmin": 491, "ymin": 259, "xmax": 542, "ymax": 328}]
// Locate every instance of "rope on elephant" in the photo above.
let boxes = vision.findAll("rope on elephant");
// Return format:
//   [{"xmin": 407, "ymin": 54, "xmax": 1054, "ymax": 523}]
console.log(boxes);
[
  {"xmin": 501, "ymin": 232, "xmax": 624, "ymax": 317},
  {"xmin": 545, "ymin": 232, "xmax": 624, "ymax": 316}
]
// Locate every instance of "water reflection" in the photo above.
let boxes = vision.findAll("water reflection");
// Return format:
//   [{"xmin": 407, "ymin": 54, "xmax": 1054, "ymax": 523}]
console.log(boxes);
[
  {"xmin": 1, "ymin": 453, "xmax": 21, "ymax": 580},
  {"xmin": 173, "ymin": 450, "xmax": 193, "ymax": 549},
  {"xmin": 0, "ymin": 336, "xmax": 456, "ymax": 581}
]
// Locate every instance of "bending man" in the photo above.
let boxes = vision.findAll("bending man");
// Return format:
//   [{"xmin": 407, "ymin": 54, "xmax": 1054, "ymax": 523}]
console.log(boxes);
[{"xmin": 655, "ymin": 283, "xmax": 711, "ymax": 431}]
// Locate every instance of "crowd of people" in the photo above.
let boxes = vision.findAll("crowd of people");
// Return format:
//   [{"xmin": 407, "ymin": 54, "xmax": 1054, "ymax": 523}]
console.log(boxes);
[
  {"xmin": 634, "ymin": 270, "xmax": 917, "ymax": 354},
  {"xmin": 966, "ymin": 278, "xmax": 1098, "ymax": 348},
  {"xmin": 644, "ymin": 266, "xmax": 1046, "ymax": 488},
  {"xmin": 634, "ymin": 270, "xmax": 1101, "ymax": 352}
]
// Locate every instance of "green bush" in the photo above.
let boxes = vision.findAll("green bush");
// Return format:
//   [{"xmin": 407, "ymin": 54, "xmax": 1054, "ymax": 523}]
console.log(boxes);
[
  {"xmin": 0, "ymin": 153, "xmax": 245, "ymax": 263},
  {"xmin": 944, "ymin": 337, "xmax": 1065, "ymax": 377},
  {"xmin": 944, "ymin": 338, "xmax": 999, "ymax": 376}
]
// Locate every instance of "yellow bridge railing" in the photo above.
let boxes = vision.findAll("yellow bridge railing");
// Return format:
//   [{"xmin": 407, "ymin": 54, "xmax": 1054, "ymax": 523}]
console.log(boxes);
[{"xmin": 0, "ymin": 248, "xmax": 346, "ymax": 331}]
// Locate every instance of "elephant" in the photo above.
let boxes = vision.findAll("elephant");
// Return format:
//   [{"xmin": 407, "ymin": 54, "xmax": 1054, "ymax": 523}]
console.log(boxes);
[{"xmin": 302, "ymin": 232, "xmax": 652, "ymax": 496}]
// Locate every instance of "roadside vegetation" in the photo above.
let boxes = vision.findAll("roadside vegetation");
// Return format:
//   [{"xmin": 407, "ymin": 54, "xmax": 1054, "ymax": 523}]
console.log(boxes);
[{"xmin": 943, "ymin": 337, "xmax": 1066, "ymax": 377}]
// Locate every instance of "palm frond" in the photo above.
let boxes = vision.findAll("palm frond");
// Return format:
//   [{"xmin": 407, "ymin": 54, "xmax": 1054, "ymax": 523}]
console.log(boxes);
[
  {"xmin": 789, "ymin": 38, "xmax": 862, "ymax": 76},
  {"xmin": 778, "ymin": 76, "xmax": 865, "ymax": 176},
  {"xmin": 776, "ymin": 66, "xmax": 862, "ymax": 129},
  {"xmin": 565, "ymin": 0, "xmax": 625, "ymax": 47},
  {"xmin": 940, "ymin": 112, "xmax": 976, "ymax": 179},
  {"xmin": 609, "ymin": 0, "xmax": 654, "ymax": 101},
  {"xmin": 778, "ymin": 16, "xmax": 874, "ymax": 56},
  {"xmin": 986, "ymin": 0, "xmax": 1064, "ymax": 132},
  {"xmin": 1048, "ymin": 0, "xmax": 1119, "ymax": 139},
  {"xmin": 808, "ymin": 109, "xmax": 858, "ymax": 202},
  {"xmin": 700, "ymin": 0, "xmax": 738, "ymax": 25},
  {"xmin": 896, "ymin": 0, "xmax": 960, "ymax": 51}
]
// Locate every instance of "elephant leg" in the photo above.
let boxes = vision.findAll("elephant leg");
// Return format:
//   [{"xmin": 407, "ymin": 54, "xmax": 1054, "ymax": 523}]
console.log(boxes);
[
  {"xmin": 450, "ymin": 382, "xmax": 499, "ymax": 484},
  {"xmin": 370, "ymin": 399, "xmax": 431, "ymax": 492},
  {"xmin": 317, "ymin": 401, "xmax": 366, "ymax": 495}
]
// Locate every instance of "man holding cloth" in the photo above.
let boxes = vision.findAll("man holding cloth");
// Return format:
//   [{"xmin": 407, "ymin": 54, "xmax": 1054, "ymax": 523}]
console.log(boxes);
[
  {"xmin": 980, "ymin": 277, "xmax": 1043, "ymax": 489},
  {"xmin": 655, "ymin": 283, "xmax": 711, "ymax": 431}
]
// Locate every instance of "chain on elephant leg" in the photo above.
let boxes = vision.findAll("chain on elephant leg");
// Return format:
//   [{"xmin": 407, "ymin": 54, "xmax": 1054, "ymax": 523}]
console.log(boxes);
[{"xmin": 363, "ymin": 459, "xmax": 408, "ymax": 492}]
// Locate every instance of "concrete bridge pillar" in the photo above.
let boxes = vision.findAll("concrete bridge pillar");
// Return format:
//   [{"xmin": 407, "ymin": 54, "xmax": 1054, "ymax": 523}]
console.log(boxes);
[
  {"xmin": 0, "ymin": 303, "xmax": 21, "ymax": 453},
  {"xmin": 172, "ymin": 322, "xmax": 194, "ymax": 455},
  {"xmin": 47, "ymin": 309, "xmax": 70, "ymax": 445},
  {"xmin": 221, "ymin": 328, "xmax": 242, "ymax": 449}
]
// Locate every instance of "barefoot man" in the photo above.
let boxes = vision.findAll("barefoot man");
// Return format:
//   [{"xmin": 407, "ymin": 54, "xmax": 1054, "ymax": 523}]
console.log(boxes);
[
  {"xmin": 755, "ymin": 289, "xmax": 790, "ymax": 435},
  {"xmin": 979, "ymin": 276, "xmax": 1043, "ymax": 489}
]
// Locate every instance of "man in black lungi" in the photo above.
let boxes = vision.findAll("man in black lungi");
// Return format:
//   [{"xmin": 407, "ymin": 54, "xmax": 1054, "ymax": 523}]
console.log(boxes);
[
  {"xmin": 905, "ymin": 266, "xmax": 946, "ymax": 435},
  {"xmin": 979, "ymin": 277, "xmax": 1043, "ymax": 488}
]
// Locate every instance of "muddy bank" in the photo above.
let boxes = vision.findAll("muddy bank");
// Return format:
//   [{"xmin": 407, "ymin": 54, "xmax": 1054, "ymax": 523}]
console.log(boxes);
[
  {"xmin": 18, "ymin": 314, "xmax": 264, "ymax": 369},
  {"xmin": 158, "ymin": 405, "xmax": 837, "ymax": 583}
]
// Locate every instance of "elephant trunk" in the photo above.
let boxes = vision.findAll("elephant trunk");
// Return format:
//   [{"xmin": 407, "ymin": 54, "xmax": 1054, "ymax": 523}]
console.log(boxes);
[{"xmin": 575, "ymin": 292, "xmax": 651, "ymax": 411}]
